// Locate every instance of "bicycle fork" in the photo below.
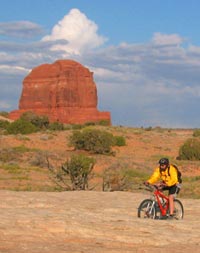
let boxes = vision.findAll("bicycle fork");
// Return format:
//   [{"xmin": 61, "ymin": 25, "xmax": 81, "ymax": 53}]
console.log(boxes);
[{"xmin": 146, "ymin": 201, "xmax": 156, "ymax": 218}]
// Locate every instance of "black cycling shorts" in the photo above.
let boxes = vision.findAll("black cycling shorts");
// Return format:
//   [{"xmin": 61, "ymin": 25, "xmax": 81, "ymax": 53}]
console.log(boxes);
[{"xmin": 162, "ymin": 184, "xmax": 180, "ymax": 195}]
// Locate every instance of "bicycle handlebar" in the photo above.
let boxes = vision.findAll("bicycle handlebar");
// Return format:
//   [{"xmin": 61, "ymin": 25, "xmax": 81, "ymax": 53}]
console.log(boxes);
[{"xmin": 144, "ymin": 183, "xmax": 164, "ymax": 192}]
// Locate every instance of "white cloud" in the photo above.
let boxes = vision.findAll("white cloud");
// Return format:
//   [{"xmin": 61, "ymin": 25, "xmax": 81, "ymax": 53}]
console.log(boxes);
[
  {"xmin": 42, "ymin": 8, "xmax": 107, "ymax": 55},
  {"xmin": 152, "ymin": 32, "xmax": 185, "ymax": 46},
  {"xmin": 0, "ymin": 65, "xmax": 30, "ymax": 75},
  {"xmin": 91, "ymin": 67, "xmax": 124, "ymax": 82},
  {"xmin": 0, "ymin": 21, "xmax": 44, "ymax": 38},
  {"xmin": 188, "ymin": 45, "xmax": 200, "ymax": 54},
  {"xmin": 0, "ymin": 101, "xmax": 11, "ymax": 109}
]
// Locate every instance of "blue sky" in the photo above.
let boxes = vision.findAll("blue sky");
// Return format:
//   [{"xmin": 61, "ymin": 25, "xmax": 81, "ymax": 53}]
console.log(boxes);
[{"xmin": 1, "ymin": 0, "xmax": 200, "ymax": 128}]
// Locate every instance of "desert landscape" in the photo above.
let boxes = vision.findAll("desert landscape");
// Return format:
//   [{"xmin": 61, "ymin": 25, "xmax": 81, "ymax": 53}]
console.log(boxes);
[
  {"xmin": 1, "ymin": 125, "xmax": 200, "ymax": 252},
  {"xmin": 2, "ymin": 1, "xmax": 200, "ymax": 252}
]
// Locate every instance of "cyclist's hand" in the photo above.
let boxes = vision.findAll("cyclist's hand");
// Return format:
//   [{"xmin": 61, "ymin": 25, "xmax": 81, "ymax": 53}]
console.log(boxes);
[
  {"xmin": 144, "ymin": 181, "xmax": 150, "ymax": 187},
  {"xmin": 160, "ymin": 182, "xmax": 167, "ymax": 187},
  {"xmin": 157, "ymin": 182, "xmax": 166, "ymax": 190}
]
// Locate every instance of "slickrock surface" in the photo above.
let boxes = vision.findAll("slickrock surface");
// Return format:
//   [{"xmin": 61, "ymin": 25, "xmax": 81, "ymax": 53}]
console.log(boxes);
[
  {"xmin": 0, "ymin": 190, "xmax": 199, "ymax": 253},
  {"xmin": 9, "ymin": 59, "xmax": 110, "ymax": 124}
]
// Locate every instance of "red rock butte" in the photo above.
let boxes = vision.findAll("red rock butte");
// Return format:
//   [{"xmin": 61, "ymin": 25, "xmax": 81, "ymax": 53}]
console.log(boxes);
[{"xmin": 9, "ymin": 60, "xmax": 111, "ymax": 124}]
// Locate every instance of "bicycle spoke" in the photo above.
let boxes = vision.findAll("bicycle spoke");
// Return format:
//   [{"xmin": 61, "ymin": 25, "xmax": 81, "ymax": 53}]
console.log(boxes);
[{"xmin": 138, "ymin": 199, "xmax": 156, "ymax": 219}]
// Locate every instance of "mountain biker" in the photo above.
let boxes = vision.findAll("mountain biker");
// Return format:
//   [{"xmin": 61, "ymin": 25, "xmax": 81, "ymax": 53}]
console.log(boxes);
[{"xmin": 144, "ymin": 158, "xmax": 181, "ymax": 220}]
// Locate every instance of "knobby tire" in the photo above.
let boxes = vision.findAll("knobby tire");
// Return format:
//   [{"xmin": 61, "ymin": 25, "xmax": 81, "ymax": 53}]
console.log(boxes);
[{"xmin": 173, "ymin": 199, "xmax": 184, "ymax": 219}]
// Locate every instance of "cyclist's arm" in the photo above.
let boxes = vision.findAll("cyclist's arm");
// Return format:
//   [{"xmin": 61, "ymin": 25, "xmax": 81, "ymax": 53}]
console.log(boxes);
[{"xmin": 147, "ymin": 167, "xmax": 161, "ymax": 184}]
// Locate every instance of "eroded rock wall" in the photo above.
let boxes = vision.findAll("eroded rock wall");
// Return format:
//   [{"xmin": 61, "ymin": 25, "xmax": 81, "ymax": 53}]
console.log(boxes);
[{"xmin": 9, "ymin": 60, "xmax": 111, "ymax": 124}]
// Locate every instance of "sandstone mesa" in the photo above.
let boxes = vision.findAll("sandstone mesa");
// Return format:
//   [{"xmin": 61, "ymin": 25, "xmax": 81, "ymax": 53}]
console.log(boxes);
[{"xmin": 9, "ymin": 59, "xmax": 111, "ymax": 124}]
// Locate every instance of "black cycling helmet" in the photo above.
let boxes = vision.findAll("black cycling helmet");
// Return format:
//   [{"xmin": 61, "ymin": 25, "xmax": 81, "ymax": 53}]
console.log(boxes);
[{"xmin": 159, "ymin": 157, "xmax": 169, "ymax": 166}]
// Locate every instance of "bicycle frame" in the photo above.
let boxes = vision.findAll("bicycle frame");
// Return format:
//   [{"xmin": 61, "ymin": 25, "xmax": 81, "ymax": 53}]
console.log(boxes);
[
  {"xmin": 153, "ymin": 187, "xmax": 169, "ymax": 216},
  {"xmin": 138, "ymin": 184, "xmax": 184, "ymax": 220}
]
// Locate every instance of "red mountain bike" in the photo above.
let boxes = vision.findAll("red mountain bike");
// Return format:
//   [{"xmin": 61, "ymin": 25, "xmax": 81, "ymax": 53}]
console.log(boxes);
[{"xmin": 138, "ymin": 184, "xmax": 184, "ymax": 220}]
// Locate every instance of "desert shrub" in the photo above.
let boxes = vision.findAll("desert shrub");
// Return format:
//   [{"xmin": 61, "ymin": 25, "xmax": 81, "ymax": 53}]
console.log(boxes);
[
  {"xmin": 6, "ymin": 119, "xmax": 37, "ymax": 134},
  {"xmin": 0, "ymin": 120, "xmax": 10, "ymax": 129},
  {"xmin": 102, "ymin": 163, "xmax": 149, "ymax": 192},
  {"xmin": 103, "ymin": 169, "xmax": 127, "ymax": 191},
  {"xmin": 178, "ymin": 138, "xmax": 200, "ymax": 160},
  {"xmin": 3, "ymin": 163, "xmax": 22, "ymax": 174},
  {"xmin": 12, "ymin": 145, "xmax": 32, "ymax": 153},
  {"xmin": 193, "ymin": 129, "xmax": 200, "ymax": 137},
  {"xmin": 48, "ymin": 121, "xmax": 64, "ymax": 131},
  {"xmin": 0, "ymin": 148, "xmax": 16, "ymax": 163},
  {"xmin": 0, "ymin": 145, "xmax": 37, "ymax": 164},
  {"xmin": 20, "ymin": 111, "xmax": 49, "ymax": 129},
  {"xmin": 97, "ymin": 120, "xmax": 110, "ymax": 126},
  {"xmin": 113, "ymin": 135, "xmax": 126, "ymax": 146},
  {"xmin": 48, "ymin": 154, "xmax": 95, "ymax": 190},
  {"xmin": 103, "ymin": 163, "xmax": 133, "ymax": 191},
  {"xmin": 84, "ymin": 122, "xmax": 96, "ymax": 127},
  {"xmin": 71, "ymin": 124, "xmax": 83, "ymax": 130},
  {"xmin": 69, "ymin": 128, "xmax": 114, "ymax": 154},
  {"xmin": 29, "ymin": 151, "xmax": 48, "ymax": 168},
  {"xmin": 0, "ymin": 111, "xmax": 9, "ymax": 117},
  {"xmin": 144, "ymin": 126, "xmax": 153, "ymax": 131}
]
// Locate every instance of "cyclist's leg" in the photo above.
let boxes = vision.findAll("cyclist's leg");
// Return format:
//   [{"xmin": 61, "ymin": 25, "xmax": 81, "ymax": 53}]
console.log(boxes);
[
  {"xmin": 168, "ymin": 185, "xmax": 178, "ymax": 216},
  {"xmin": 168, "ymin": 194, "xmax": 174, "ymax": 215}
]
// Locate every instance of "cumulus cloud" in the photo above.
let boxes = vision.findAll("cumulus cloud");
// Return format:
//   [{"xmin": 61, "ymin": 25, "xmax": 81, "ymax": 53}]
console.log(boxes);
[
  {"xmin": 81, "ymin": 34, "xmax": 200, "ymax": 127},
  {"xmin": 42, "ymin": 8, "xmax": 107, "ymax": 54},
  {"xmin": 0, "ymin": 65, "xmax": 30, "ymax": 75},
  {"xmin": 152, "ymin": 32, "xmax": 185, "ymax": 46},
  {"xmin": 0, "ymin": 21, "xmax": 44, "ymax": 38}
]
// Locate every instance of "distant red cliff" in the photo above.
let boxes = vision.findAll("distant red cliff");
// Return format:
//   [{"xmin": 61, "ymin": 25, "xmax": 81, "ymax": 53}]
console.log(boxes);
[{"xmin": 9, "ymin": 59, "xmax": 111, "ymax": 124}]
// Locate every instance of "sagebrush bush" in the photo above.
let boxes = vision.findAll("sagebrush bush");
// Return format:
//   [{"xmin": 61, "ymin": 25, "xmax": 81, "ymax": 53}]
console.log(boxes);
[
  {"xmin": 193, "ymin": 129, "xmax": 200, "ymax": 137},
  {"xmin": 6, "ymin": 119, "xmax": 37, "ymax": 134},
  {"xmin": 0, "ymin": 111, "xmax": 9, "ymax": 117},
  {"xmin": 29, "ymin": 152, "xmax": 48, "ymax": 168},
  {"xmin": 0, "ymin": 148, "xmax": 16, "ymax": 163},
  {"xmin": 69, "ymin": 128, "xmax": 114, "ymax": 154},
  {"xmin": 97, "ymin": 120, "xmax": 110, "ymax": 126},
  {"xmin": 178, "ymin": 138, "xmax": 200, "ymax": 160},
  {"xmin": 3, "ymin": 163, "xmax": 22, "ymax": 174},
  {"xmin": 0, "ymin": 147, "xmax": 26, "ymax": 162},
  {"xmin": 71, "ymin": 124, "xmax": 83, "ymax": 130},
  {"xmin": 113, "ymin": 135, "xmax": 126, "ymax": 146},
  {"xmin": 84, "ymin": 122, "xmax": 96, "ymax": 127},
  {"xmin": 48, "ymin": 122, "xmax": 64, "ymax": 131},
  {"xmin": 20, "ymin": 111, "xmax": 49, "ymax": 129},
  {"xmin": 0, "ymin": 120, "xmax": 10, "ymax": 129}
]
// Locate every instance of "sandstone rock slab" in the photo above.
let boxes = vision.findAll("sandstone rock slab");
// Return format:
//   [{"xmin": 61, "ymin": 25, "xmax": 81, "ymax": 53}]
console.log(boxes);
[{"xmin": 0, "ymin": 191, "xmax": 199, "ymax": 253}]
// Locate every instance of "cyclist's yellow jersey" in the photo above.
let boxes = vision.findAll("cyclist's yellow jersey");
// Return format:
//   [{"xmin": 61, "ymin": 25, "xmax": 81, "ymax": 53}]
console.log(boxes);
[{"xmin": 147, "ymin": 165, "xmax": 178, "ymax": 187}]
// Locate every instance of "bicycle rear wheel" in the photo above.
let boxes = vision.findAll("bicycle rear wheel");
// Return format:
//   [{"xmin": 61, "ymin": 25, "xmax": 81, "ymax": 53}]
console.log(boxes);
[
  {"xmin": 174, "ymin": 199, "xmax": 184, "ymax": 219},
  {"xmin": 138, "ymin": 199, "xmax": 156, "ymax": 219}
]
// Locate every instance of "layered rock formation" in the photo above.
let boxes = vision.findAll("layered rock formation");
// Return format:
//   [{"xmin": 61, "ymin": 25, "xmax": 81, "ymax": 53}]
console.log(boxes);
[{"xmin": 9, "ymin": 60, "xmax": 111, "ymax": 124}]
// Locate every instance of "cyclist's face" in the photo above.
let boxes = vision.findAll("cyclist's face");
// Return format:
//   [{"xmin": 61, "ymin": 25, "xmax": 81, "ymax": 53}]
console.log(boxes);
[{"xmin": 160, "ymin": 164, "xmax": 167, "ymax": 171}]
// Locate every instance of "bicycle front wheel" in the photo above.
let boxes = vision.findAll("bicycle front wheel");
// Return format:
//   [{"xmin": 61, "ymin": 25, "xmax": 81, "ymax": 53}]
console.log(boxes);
[
  {"xmin": 138, "ymin": 199, "xmax": 156, "ymax": 219},
  {"xmin": 174, "ymin": 199, "xmax": 184, "ymax": 219}
]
